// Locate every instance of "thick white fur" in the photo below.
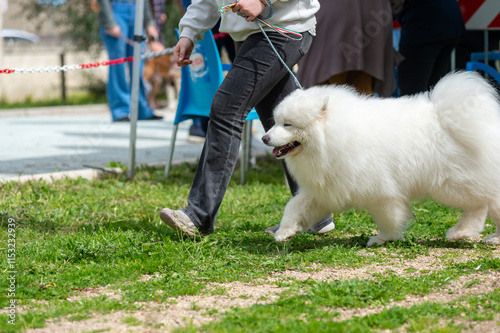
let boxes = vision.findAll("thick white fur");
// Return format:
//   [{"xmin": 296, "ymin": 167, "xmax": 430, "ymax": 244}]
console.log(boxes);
[{"xmin": 263, "ymin": 71, "xmax": 500, "ymax": 246}]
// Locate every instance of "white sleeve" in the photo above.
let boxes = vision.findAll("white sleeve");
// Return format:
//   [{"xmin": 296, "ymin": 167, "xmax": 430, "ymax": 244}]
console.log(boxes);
[{"xmin": 179, "ymin": 0, "xmax": 222, "ymax": 43}]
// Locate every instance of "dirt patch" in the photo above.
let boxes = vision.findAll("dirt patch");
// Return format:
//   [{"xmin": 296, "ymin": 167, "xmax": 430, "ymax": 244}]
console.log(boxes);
[
  {"xmin": 268, "ymin": 247, "xmax": 499, "ymax": 282},
  {"xmin": 334, "ymin": 271, "xmax": 500, "ymax": 322},
  {"xmin": 68, "ymin": 285, "xmax": 123, "ymax": 302},
  {"xmin": 28, "ymin": 282, "xmax": 285, "ymax": 333},
  {"xmin": 461, "ymin": 314, "xmax": 500, "ymax": 333}
]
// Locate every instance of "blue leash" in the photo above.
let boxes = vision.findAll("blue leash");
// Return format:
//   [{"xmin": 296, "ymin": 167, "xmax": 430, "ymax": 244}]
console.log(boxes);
[{"xmin": 256, "ymin": 20, "xmax": 304, "ymax": 90}]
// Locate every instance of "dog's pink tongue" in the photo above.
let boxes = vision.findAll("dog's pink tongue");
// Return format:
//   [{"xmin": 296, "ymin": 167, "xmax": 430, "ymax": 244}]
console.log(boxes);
[{"xmin": 272, "ymin": 147, "xmax": 280, "ymax": 156}]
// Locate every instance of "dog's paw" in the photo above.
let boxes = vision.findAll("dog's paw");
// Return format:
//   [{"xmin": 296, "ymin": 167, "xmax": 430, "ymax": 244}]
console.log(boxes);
[
  {"xmin": 274, "ymin": 229, "xmax": 296, "ymax": 242},
  {"xmin": 485, "ymin": 234, "xmax": 500, "ymax": 245},
  {"xmin": 367, "ymin": 235, "xmax": 387, "ymax": 247},
  {"xmin": 446, "ymin": 226, "xmax": 480, "ymax": 241},
  {"xmin": 274, "ymin": 235, "xmax": 293, "ymax": 243}
]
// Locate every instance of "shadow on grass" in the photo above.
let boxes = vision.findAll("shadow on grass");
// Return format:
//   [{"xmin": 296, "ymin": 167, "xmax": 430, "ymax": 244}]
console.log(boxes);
[
  {"xmin": 0, "ymin": 213, "xmax": 74, "ymax": 233},
  {"xmin": 161, "ymin": 222, "xmax": 496, "ymax": 256},
  {"xmin": 161, "ymin": 225, "xmax": 370, "ymax": 253},
  {"xmin": 410, "ymin": 238, "xmax": 496, "ymax": 250},
  {"xmin": 2, "ymin": 214, "xmax": 162, "ymax": 233}
]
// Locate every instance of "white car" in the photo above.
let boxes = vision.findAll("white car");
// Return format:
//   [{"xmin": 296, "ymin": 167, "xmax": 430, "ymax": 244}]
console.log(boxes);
[{"xmin": 2, "ymin": 29, "xmax": 40, "ymax": 44}]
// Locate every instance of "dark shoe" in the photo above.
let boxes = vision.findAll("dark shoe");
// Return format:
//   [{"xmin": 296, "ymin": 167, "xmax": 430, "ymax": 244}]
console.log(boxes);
[
  {"xmin": 143, "ymin": 114, "xmax": 164, "ymax": 121},
  {"xmin": 188, "ymin": 122, "xmax": 207, "ymax": 143},
  {"xmin": 114, "ymin": 116, "xmax": 130, "ymax": 122}
]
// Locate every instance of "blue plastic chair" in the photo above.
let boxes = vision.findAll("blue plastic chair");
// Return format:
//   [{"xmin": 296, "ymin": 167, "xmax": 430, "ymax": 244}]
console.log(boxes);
[
  {"xmin": 171, "ymin": 30, "xmax": 223, "ymax": 125},
  {"xmin": 164, "ymin": 30, "xmax": 259, "ymax": 183},
  {"xmin": 465, "ymin": 61, "xmax": 500, "ymax": 85},
  {"xmin": 470, "ymin": 51, "xmax": 500, "ymax": 63}
]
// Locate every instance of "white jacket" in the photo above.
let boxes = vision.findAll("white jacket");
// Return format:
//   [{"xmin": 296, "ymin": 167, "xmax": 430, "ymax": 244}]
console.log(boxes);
[{"xmin": 179, "ymin": 0, "xmax": 320, "ymax": 42}]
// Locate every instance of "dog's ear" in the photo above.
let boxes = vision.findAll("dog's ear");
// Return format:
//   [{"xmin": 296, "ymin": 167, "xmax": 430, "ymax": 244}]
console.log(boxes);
[{"xmin": 320, "ymin": 96, "xmax": 329, "ymax": 116}]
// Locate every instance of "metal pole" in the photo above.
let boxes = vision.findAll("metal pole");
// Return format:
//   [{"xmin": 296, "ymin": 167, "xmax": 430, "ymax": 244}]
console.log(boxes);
[
  {"xmin": 484, "ymin": 30, "xmax": 489, "ymax": 65},
  {"xmin": 450, "ymin": 48, "xmax": 456, "ymax": 72},
  {"xmin": 60, "ymin": 53, "xmax": 66, "ymax": 102},
  {"xmin": 127, "ymin": 0, "xmax": 145, "ymax": 178},
  {"xmin": 0, "ymin": 1, "xmax": 4, "ymax": 102}
]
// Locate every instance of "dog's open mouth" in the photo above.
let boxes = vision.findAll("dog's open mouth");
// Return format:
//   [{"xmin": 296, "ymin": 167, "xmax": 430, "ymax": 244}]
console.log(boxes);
[{"xmin": 272, "ymin": 141, "xmax": 301, "ymax": 158}]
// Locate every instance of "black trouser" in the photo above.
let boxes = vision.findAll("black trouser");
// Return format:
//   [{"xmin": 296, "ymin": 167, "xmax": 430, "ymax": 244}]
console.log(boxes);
[{"xmin": 398, "ymin": 38, "xmax": 461, "ymax": 96}]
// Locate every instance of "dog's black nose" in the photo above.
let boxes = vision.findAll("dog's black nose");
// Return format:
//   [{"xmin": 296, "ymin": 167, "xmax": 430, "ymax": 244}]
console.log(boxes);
[{"xmin": 262, "ymin": 134, "xmax": 269, "ymax": 145}]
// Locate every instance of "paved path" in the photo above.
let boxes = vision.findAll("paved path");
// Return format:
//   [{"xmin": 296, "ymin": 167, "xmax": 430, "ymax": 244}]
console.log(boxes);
[{"xmin": 0, "ymin": 104, "xmax": 271, "ymax": 181}]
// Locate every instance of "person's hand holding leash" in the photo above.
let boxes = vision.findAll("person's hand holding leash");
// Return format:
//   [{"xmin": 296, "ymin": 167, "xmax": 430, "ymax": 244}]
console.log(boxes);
[
  {"xmin": 173, "ymin": 37, "xmax": 194, "ymax": 67},
  {"xmin": 232, "ymin": 0, "xmax": 265, "ymax": 22}
]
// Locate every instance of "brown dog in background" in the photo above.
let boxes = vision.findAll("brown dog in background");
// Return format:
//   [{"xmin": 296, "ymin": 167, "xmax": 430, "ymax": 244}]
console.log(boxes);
[{"xmin": 144, "ymin": 54, "xmax": 181, "ymax": 109}]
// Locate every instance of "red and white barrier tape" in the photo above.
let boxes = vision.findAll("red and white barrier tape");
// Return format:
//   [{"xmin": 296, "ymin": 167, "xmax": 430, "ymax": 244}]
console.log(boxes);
[{"xmin": 0, "ymin": 47, "xmax": 174, "ymax": 75}]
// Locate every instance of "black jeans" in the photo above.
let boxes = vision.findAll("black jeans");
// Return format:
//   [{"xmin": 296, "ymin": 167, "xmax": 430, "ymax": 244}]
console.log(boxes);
[
  {"xmin": 398, "ymin": 37, "xmax": 461, "ymax": 96},
  {"xmin": 180, "ymin": 31, "xmax": 332, "ymax": 234}
]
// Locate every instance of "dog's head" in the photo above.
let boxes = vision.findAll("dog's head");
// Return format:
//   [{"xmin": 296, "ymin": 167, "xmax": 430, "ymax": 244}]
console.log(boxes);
[{"xmin": 262, "ymin": 87, "xmax": 330, "ymax": 159}]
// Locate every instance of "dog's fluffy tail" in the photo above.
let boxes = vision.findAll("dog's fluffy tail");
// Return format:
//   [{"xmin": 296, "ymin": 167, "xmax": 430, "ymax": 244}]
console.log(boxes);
[{"xmin": 431, "ymin": 71, "xmax": 500, "ymax": 156}]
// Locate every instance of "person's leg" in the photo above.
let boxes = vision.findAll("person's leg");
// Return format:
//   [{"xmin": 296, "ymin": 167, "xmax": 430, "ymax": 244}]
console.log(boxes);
[
  {"xmin": 165, "ymin": 32, "xmax": 314, "ymax": 234},
  {"xmin": 398, "ymin": 43, "xmax": 440, "ymax": 96},
  {"xmin": 188, "ymin": 117, "xmax": 209, "ymax": 143},
  {"xmin": 224, "ymin": 36, "xmax": 237, "ymax": 62},
  {"xmin": 200, "ymin": 117, "xmax": 209, "ymax": 133},
  {"xmin": 427, "ymin": 38, "xmax": 460, "ymax": 89},
  {"xmin": 100, "ymin": 2, "xmax": 131, "ymax": 121}
]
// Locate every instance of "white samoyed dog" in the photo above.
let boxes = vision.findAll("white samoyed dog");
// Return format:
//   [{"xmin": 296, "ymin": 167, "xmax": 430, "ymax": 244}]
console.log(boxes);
[{"xmin": 262, "ymin": 71, "xmax": 500, "ymax": 246}]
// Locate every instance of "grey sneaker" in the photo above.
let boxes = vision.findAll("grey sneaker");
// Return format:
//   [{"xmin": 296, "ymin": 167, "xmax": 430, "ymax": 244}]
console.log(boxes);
[
  {"xmin": 265, "ymin": 220, "xmax": 335, "ymax": 235},
  {"xmin": 265, "ymin": 224, "xmax": 280, "ymax": 235},
  {"xmin": 309, "ymin": 220, "xmax": 336, "ymax": 234},
  {"xmin": 159, "ymin": 208, "xmax": 201, "ymax": 237}
]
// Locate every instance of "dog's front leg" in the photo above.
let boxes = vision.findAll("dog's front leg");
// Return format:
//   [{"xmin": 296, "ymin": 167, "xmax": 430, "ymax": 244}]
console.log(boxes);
[{"xmin": 275, "ymin": 193, "xmax": 329, "ymax": 242}]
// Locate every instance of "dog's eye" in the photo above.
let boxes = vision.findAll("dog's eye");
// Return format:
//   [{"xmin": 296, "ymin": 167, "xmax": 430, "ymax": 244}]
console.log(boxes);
[{"xmin": 284, "ymin": 123, "xmax": 292, "ymax": 128}]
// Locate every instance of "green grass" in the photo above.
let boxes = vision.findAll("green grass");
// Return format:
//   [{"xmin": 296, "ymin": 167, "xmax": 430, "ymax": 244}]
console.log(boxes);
[
  {"xmin": 0, "ymin": 158, "xmax": 498, "ymax": 332},
  {"xmin": 0, "ymin": 92, "xmax": 106, "ymax": 109}
]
